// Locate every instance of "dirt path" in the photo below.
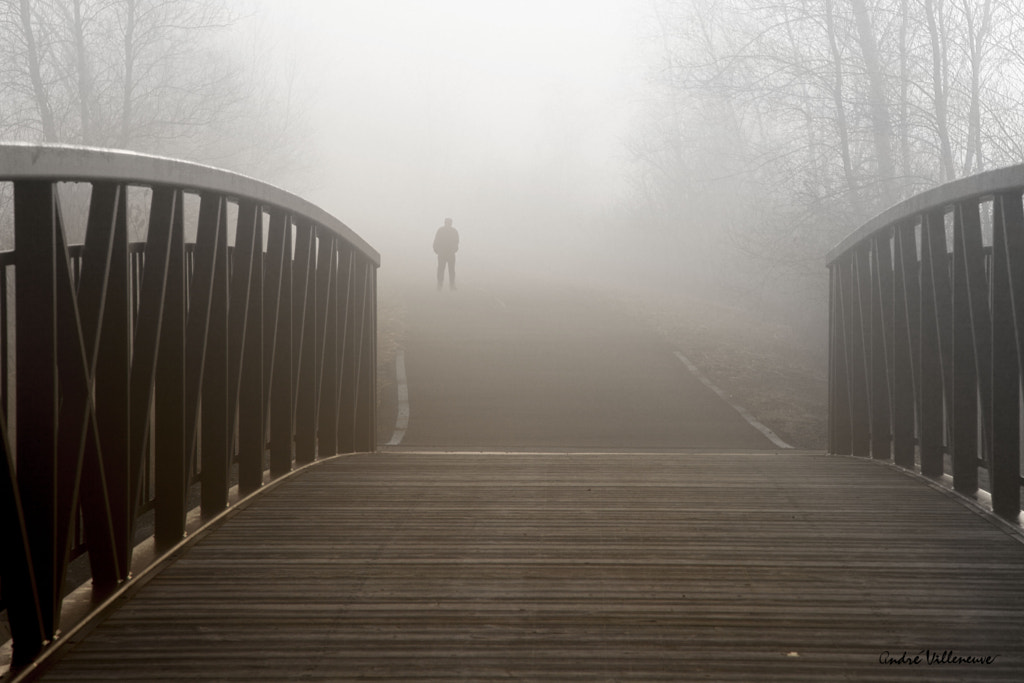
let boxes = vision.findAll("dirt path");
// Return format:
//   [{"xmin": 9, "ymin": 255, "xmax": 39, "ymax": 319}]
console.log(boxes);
[{"xmin": 388, "ymin": 280, "xmax": 782, "ymax": 451}]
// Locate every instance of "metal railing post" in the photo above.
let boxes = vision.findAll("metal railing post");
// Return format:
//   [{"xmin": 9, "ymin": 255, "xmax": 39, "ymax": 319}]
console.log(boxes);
[
  {"xmin": 869, "ymin": 232, "xmax": 893, "ymax": 460},
  {"xmin": 201, "ymin": 196, "xmax": 231, "ymax": 517},
  {"xmin": 354, "ymin": 259, "xmax": 376, "ymax": 452},
  {"xmin": 337, "ymin": 249, "xmax": 358, "ymax": 453},
  {"xmin": 293, "ymin": 222, "xmax": 318, "ymax": 464},
  {"xmin": 14, "ymin": 182, "xmax": 63, "ymax": 638},
  {"xmin": 238, "ymin": 202, "xmax": 265, "ymax": 494},
  {"xmin": 891, "ymin": 224, "xmax": 918, "ymax": 469},
  {"xmin": 264, "ymin": 211, "xmax": 293, "ymax": 477},
  {"xmin": 991, "ymin": 193, "xmax": 1023, "ymax": 520},
  {"xmin": 828, "ymin": 264, "xmax": 851, "ymax": 455},
  {"xmin": 843, "ymin": 252, "xmax": 870, "ymax": 457},
  {"xmin": 317, "ymin": 234, "xmax": 340, "ymax": 457},
  {"xmin": 919, "ymin": 210, "xmax": 949, "ymax": 479},
  {"xmin": 154, "ymin": 188, "xmax": 188, "ymax": 548}
]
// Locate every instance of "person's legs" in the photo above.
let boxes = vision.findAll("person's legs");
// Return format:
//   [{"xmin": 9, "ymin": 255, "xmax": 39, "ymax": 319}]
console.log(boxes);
[
  {"xmin": 447, "ymin": 254, "xmax": 456, "ymax": 289},
  {"xmin": 436, "ymin": 255, "xmax": 445, "ymax": 290}
]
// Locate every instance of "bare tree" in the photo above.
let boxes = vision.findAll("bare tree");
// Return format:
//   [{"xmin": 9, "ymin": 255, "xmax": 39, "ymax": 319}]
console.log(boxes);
[
  {"xmin": 11, "ymin": 0, "xmax": 59, "ymax": 140},
  {"xmin": 850, "ymin": 0, "xmax": 898, "ymax": 201},
  {"xmin": 634, "ymin": 0, "xmax": 1024, "ymax": 275},
  {"xmin": 0, "ymin": 0, "xmax": 303, "ymax": 177},
  {"xmin": 623, "ymin": 0, "xmax": 1024, "ymax": 335},
  {"xmin": 109, "ymin": 0, "xmax": 242, "ymax": 153}
]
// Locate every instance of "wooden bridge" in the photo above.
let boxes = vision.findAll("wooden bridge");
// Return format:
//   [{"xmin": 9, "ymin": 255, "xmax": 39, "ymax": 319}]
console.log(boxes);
[{"xmin": 2, "ymin": 145, "xmax": 1024, "ymax": 681}]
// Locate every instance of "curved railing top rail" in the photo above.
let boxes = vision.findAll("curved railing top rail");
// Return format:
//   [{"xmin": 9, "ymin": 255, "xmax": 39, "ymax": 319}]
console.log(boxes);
[
  {"xmin": 0, "ymin": 142, "xmax": 379, "ymax": 670},
  {"xmin": 826, "ymin": 163, "xmax": 1024, "ymax": 265},
  {"xmin": 827, "ymin": 162, "xmax": 1024, "ymax": 524},
  {"xmin": 0, "ymin": 142, "xmax": 380, "ymax": 265}
]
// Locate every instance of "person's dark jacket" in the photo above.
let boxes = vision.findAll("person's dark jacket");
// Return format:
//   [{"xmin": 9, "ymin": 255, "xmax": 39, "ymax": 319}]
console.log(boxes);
[{"xmin": 433, "ymin": 226, "xmax": 459, "ymax": 256}]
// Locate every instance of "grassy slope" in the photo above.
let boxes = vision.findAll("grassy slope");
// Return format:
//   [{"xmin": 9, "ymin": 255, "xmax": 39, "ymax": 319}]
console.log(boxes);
[{"xmin": 610, "ymin": 289, "xmax": 828, "ymax": 450}]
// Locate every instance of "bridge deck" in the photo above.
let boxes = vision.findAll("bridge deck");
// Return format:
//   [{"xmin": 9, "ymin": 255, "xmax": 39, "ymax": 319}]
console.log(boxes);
[{"xmin": 34, "ymin": 450, "xmax": 1024, "ymax": 681}]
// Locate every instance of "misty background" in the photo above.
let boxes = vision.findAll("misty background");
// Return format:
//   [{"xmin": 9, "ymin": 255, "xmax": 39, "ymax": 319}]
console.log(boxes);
[{"xmin": 4, "ymin": 0, "xmax": 1024, "ymax": 445}]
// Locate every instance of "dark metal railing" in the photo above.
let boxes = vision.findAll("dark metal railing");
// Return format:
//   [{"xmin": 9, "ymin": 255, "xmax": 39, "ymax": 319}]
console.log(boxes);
[
  {"xmin": 827, "ymin": 165, "xmax": 1024, "ymax": 523},
  {"xmin": 0, "ymin": 144, "xmax": 379, "ymax": 667}
]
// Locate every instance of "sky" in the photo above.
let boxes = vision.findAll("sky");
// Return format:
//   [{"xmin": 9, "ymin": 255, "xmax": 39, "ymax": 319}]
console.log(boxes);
[{"xmin": 254, "ymin": 0, "xmax": 647, "ymax": 276}]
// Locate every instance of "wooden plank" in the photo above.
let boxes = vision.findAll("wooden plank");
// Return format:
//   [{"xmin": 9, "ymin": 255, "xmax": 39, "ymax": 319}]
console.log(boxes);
[{"xmin": 36, "ymin": 452, "xmax": 1024, "ymax": 681}]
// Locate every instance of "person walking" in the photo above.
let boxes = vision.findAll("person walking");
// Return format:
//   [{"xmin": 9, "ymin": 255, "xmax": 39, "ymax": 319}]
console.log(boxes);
[{"xmin": 433, "ymin": 217, "xmax": 459, "ymax": 290}]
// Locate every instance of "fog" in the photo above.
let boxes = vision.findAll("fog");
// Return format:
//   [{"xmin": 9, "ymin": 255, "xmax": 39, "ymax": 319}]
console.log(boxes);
[
  {"xmin": 244, "ymin": 1, "xmax": 846, "ymax": 348},
  {"xmin": 0, "ymin": 0, "xmax": 852, "ymax": 337},
  {"xmin": 4, "ymin": 0, "xmax": 1016, "ymax": 344},
  {"xmin": 255, "ymin": 0, "xmax": 641, "ymax": 284},
  {"xmin": 238, "ymin": 1, "xmax": 833, "ymax": 448}
]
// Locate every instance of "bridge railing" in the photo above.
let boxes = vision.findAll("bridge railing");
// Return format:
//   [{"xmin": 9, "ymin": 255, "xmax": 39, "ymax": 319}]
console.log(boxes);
[
  {"xmin": 0, "ymin": 144, "xmax": 379, "ymax": 667},
  {"xmin": 827, "ymin": 165, "xmax": 1024, "ymax": 523}
]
